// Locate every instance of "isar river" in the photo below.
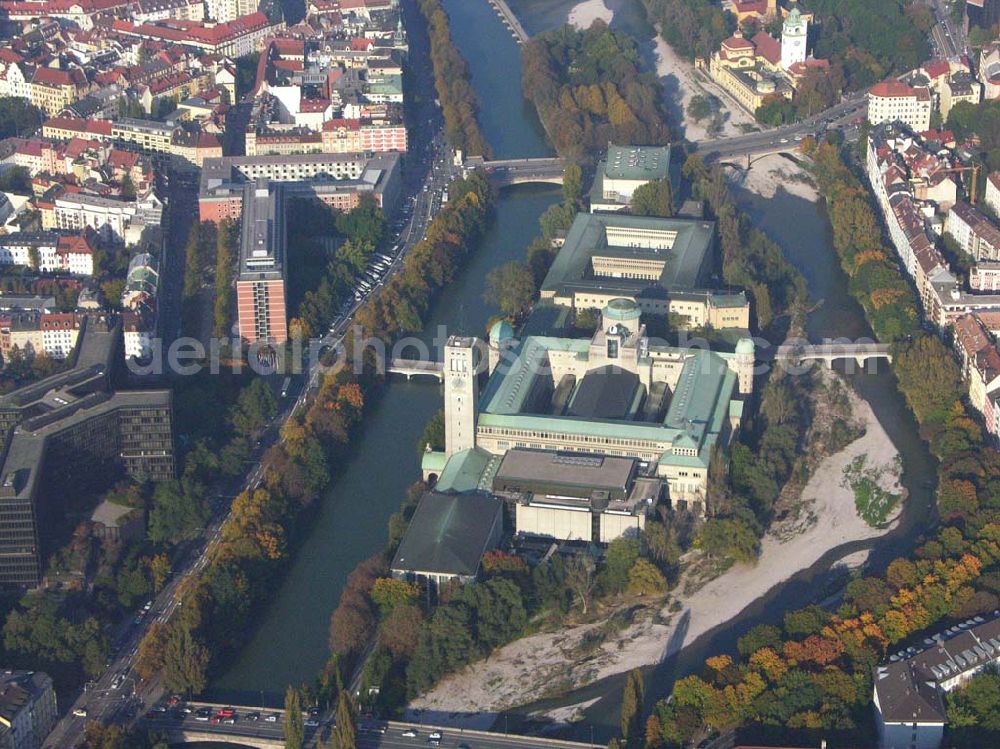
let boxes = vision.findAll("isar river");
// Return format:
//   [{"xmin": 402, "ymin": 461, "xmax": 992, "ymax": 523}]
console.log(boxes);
[{"xmin": 198, "ymin": 0, "xmax": 937, "ymax": 740}]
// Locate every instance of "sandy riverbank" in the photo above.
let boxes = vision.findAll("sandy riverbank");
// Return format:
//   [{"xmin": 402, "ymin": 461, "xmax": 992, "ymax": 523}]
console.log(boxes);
[
  {"xmin": 651, "ymin": 29, "xmax": 756, "ymax": 141},
  {"xmin": 734, "ymin": 152, "xmax": 820, "ymax": 201},
  {"xmin": 408, "ymin": 375, "xmax": 903, "ymax": 722},
  {"xmin": 567, "ymin": 0, "xmax": 613, "ymax": 29}
]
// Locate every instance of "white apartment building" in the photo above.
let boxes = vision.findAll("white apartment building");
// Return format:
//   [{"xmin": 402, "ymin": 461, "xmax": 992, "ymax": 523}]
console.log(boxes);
[
  {"xmin": 0, "ymin": 671, "xmax": 57, "ymax": 749},
  {"xmin": 53, "ymin": 192, "xmax": 161, "ymax": 246},
  {"xmin": 874, "ymin": 613, "xmax": 1000, "ymax": 749},
  {"xmin": 945, "ymin": 201, "xmax": 1000, "ymax": 262},
  {"xmin": 0, "ymin": 234, "xmax": 94, "ymax": 275},
  {"xmin": 54, "ymin": 194, "xmax": 133, "ymax": 244},
  {"xmin": 205, "ymin": 0, "xmax": 257, "ymax": 22},
  {"xmin": 985, "ymin": 172, "xmax": 1000, "ymax": 217},
  {"xmin": 0, "ymin": 62, "xmax": 30, "ymax": 101},
  {"xmin": 40, "ymin": 315, "xmax": 82, "ymax": 360},
  {"xmin": 868, "ymin": 79, "xmax": 933, "ymax": 132}
]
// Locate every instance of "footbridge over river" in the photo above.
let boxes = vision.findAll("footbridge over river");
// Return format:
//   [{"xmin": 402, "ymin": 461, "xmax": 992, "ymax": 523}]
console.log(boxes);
[
  {"xmin": 386, "ymin": 357, "xmax": 444, "ymax": 381},
  {"xmin": 771, "ymin": 341, "xmax": 893, "ymax": 368},
  {"xmin": 485, "ymin": 0, "xmax": 530, "ymax": 43}
]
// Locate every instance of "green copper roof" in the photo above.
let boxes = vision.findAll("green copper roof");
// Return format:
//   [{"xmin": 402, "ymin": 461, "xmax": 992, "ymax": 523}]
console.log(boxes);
[
  {"xmin": 479, "ymin": 336, "xmax": 590, "ymax": 416},
  {"xmin": 421, "ymin": 450, "xmax": 447, "ymax": 474},
  {"xmin": 604, "ymin": 143, "xmax": 671, "ymax": 181},
  {"xmin": 435, "ymin": 446, "xmax": 494, "ymax": 493},
  {"xmin": 540, "ymin": 212, "xmax": 715, "ymax": 298},
  {"xmin": 663, "ymin": 349, "xmax": 731, "ymax": 446}
]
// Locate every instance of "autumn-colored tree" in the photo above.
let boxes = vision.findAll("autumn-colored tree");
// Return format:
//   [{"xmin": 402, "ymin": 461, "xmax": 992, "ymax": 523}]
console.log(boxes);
[
  {"xmin": 330, "ymin": 690, "xmax": 357, "ymax": 749},
  {"xmin": 626, "ymin": 558, "xmax": 667, "ymax": 596},
  {"xmin": 380, "ymin": 603, "xmax": 424, "ymax": 659},
  {"xmin": 620, "ymin": 669, "xmax": 644, "ymax": 747},
  {"xmin": 748, "ymin": 647, "xmax": 788, "ymax": 682},
  {"xmin": 284, "ymin": 685, "xmax": 304, "ymax": 749},
  {"xmin": 134, "ymin": 621, "xmax": 167, "ymax": 682},
  {"xmin": 369, "ymin": 577, "xmax": 420, "ymax": 617},
  {"xmin": 782, "ymin": 634, "xmax": 844, "ymax": 667},
  {"xmin": 149, "ymin": 553, "xmax": 171, "ymax": 592},
  {"xmin": 481, "ymin": 549, "xmax": 529, "ymax": 577}
]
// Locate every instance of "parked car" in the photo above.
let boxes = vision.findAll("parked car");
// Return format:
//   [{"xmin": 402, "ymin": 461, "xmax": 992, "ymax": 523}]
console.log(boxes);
[{"xmin": 73, "ymin": 708, "xmax": 88, "ymax": 718}]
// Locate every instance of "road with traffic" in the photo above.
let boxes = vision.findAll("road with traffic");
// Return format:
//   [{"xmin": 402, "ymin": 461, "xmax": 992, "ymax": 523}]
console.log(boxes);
[
  {"xmin": 141, "ymin": 703, "xmax": 600, "ymax": 749},
  {"xmin": 692, "ymin": 93, "xmax": 867, "ymax": 161},
  {"xmin": 42, "ymin": 43, "xmax": 461, "ymax": 749},
  {"xmin": 930, "ymin": 0, "xmax": 967, "ymax": 58}
]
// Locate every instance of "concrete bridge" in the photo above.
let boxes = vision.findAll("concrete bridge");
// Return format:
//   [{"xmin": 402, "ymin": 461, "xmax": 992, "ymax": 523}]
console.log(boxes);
[
  {"xmin": 474, "ymin": 156, "xmax": 567, "ymax": 186},
  {"xmin": 773, "ymin": 341, "xmax": 893, "ymax": 368},
  {"xmin": 386, "ymin": 358, "xmax": 444, "ymax": 380},
  {"xmin": 486, "ymin": 0, "xmax": 530, "ymax": 43},
  {"xmin": 163, "ymin": 728, "xmax": 283, "ymax": 747},
  {"xmin": 147, "ymin": 707, "xmax": 602, "ymax": 749}
]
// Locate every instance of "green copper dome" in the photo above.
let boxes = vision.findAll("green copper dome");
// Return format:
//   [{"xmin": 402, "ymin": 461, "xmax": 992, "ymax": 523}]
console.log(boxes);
[
  {"xmin": 489, "ymin": 318, "xmax": 515, "ymax": 343},
  {"xmin": 603, "ymin": 298, "xmax": 641, "ymax": 323}
]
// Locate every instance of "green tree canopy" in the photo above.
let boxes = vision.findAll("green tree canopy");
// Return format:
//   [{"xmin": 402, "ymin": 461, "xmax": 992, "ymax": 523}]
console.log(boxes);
[
  {"xmin": 484, "ymin": 261, "xmax": 536, "ymax": 320},
  {"xmin": 630, "ymin": 177, "xmax": 674, "ymax": 218}
]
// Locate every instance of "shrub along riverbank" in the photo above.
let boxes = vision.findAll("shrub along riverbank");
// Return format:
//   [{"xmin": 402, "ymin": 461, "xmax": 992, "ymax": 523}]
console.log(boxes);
[
  {"xmin": 644, "ymin": 138, "xmax": 1000, "ymax": 748},
  {"xmin": 415, "ymin": 0, "xmax": 490, "ymax": 158}
]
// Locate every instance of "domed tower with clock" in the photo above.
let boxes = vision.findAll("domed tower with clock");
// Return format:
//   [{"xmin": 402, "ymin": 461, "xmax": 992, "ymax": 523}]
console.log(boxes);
[{"xmin": 444, "ymin": 336, "xmax": 480, "ymax": 457}]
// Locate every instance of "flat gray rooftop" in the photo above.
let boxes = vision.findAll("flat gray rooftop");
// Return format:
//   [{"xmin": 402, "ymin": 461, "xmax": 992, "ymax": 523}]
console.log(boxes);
[
  {"xmin": 238, "ymin": 181, "xmax": 285, "ymax": 281},
  {"xmin": 494, "ymin": 448, "xmax": 637, "ymax": 494},
  {"xmin": 0, "ymin": 315, "xmax": 119, "ymax": 411}
]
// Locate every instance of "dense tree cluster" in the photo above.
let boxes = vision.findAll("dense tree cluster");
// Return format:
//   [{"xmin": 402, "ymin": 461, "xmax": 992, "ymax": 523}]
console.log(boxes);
[
  {"xmin": 353, "ymin": 171, "xmax": 494, "ymax": 339},
  {"xmin": 683, "ymin": 155, "xmax": 807, "ymax": 332},
  {"xmin": 804, "ymin": 138, "xmax": 918, "ymax": 341},
  {"xmin": 522, "ymin": 21, "xmax": 671, "ymax": 161},
  {"xmin": 947, "ymin": 669, "xmax": 1000, "ymax": 746},
  {"xmin": 337, "ymin": 536, "xmax": 669, "ymax": 710},
  {"xmin": 484, "ymin": 261, "xmax": 536, "ymax": 321},
  {"xmin": 639, "ymin": 0, "xmax": 734, "ymax": 62},
  {"xmin": 213, "ymin": 219, "xmax": 237, "ymax": 338},
  {"xmin": 754, "ymin": 67, "xmax": 844, "ymax": 126},
  {"xmin": 946, "ymin": 99, "xmax": 1000, "ymax": 172},
  {"xmin": 631, "ymin": 177, "xmax": 674, "ymax": 218},
  {"xmin": 416, "ymin": 0, "xmax": 489, "ymax": 157},
  {"xmin": 181, "ymin": 220, "xmax": 217, "ymax": 338},
  {"xmin": 809, "ymin": 0, "xmax": 932, "ymax": 90},
  {"xmin": 286, "ymin": 194, "xmax": 387, "ymax": 339},
  {"xmin": 0, "ymin": 97, "xmax": 42, "ymax": 139},
  {"xmin": 0, "ymin": 165, "xmax": 31, "ymax": 195}
]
